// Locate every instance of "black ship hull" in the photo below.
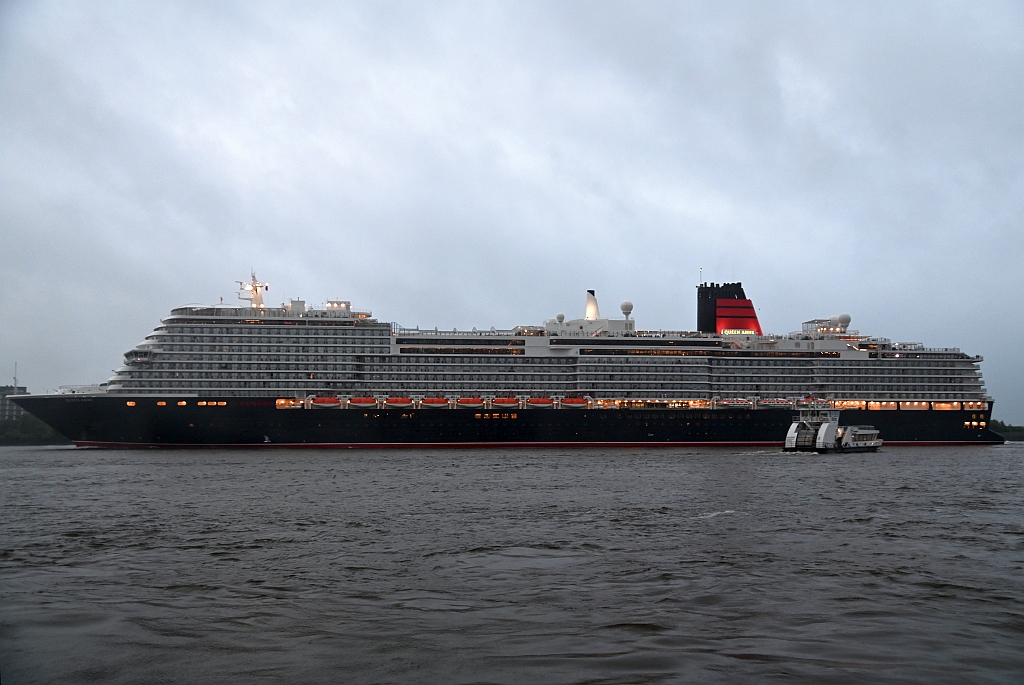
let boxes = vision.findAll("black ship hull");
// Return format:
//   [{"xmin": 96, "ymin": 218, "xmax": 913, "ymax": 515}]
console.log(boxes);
[{"xmin": 13, "ymin": 395, "xmax": 1004, "ymax": 448}]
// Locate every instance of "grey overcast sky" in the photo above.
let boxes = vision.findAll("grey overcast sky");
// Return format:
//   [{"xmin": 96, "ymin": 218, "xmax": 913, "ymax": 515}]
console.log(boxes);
[{"xmin": 1, "ymin": 1, "xmax": 1023, "ymax": 420}]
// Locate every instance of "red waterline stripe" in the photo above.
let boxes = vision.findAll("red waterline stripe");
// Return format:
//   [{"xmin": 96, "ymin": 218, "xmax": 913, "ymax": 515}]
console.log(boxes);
[
  {"xmin": 72, "ymin": 440, "xmax": 1003, "ymax": 449},
  {"xmin": 73, "ymin": 440, "xmax": 783, "ymax": 449}
]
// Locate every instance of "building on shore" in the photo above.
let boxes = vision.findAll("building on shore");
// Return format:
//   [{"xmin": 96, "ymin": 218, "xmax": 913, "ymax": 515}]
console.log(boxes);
[{"xmin": 1, "ymin": 386, "xmax": 28, "ymax": 421}]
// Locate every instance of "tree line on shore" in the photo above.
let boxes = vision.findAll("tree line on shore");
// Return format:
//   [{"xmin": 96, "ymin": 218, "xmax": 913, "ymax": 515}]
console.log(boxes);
[
  {"xmin": 989, "ymin": 420, "xmax": 1024, "ymax": 441},
  {"xmin": 0, "ymin": 414, "xmax": 71, "ymax": 445}
]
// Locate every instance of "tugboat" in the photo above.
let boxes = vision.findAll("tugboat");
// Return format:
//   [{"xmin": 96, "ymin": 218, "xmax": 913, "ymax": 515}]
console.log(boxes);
[{"xmin": 784, "ymin": 409, "xmax": 883, "ymax": 453}]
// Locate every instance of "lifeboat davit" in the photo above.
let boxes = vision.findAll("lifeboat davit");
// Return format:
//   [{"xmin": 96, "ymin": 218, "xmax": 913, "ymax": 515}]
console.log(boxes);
[
  {"xmin": 561, "ymin": 398, "xmax": 588, "ymax": 408},
  {"xmin": 456, "ymin": 397, "xmax": 484, "ymax": 409},
  {"xmin": 491, "ymin": 398, "xmax": 519, "ymax": 410},
  {"xmin": 385, "ymin": 397, "xmax": 414, "ymax": 409},
  {"xmin": 526, "ymin": 397, "xmax": 554, "ymax": 408},
  {"xmin": 759, "ymin": 399, "xmax": 793, "ymax": 407},
  {"xmin": 311, "ymin": 397, "xmax": 342, "ymax": 408},
  {"xmin": 349, "ymin": 397, "xmax": 378, "ymax": 408},
  {"xmin": 419, "ymin": 397, "xmax": 449, "ymax": 408}
]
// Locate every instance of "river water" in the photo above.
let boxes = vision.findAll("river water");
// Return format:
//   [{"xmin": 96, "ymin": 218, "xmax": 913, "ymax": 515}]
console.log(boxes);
[{"xmin": 1, "ymin": 443, "xmax": 1022, "ymax": 684}]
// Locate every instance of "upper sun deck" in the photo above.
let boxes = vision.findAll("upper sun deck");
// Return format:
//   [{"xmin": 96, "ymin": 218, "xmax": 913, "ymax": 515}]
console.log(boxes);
[
  {"xmin": 168, "ymin": 303, "xmax": 375, "ymax": 321},
  {"xmin": 166, "ymin": 273, "xmax": 376, "ymax": 322}
]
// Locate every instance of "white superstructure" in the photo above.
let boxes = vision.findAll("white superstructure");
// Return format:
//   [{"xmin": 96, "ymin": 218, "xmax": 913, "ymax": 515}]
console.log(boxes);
[{"xmin": 106, "ymin": 276, "xmax": 990, "ymax": 409}]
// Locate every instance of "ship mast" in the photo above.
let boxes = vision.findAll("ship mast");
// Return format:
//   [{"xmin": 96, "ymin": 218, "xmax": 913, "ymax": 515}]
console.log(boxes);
[{"xmin": 237, "ymin": 270, "xmax": 269, "ymax": 308}]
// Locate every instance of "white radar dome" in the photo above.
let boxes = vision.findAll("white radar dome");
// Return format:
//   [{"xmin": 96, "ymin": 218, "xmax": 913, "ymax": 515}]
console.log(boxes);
[
  {"xmin": 838, "ymin": 314, "xmax": 852, "ymax": 326},
  {"xmin": 620, "ymin": 301, "xmax": 634, "ymax": 319},
  {"xmin": 556, "ymin": 313, "xmax": 565, "ymax": 323}
]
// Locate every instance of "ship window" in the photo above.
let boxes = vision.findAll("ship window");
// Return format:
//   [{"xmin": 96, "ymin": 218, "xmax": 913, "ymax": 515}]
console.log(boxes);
[
  {"xmin": 126, "ymin": 401, "xmax": 136, "ymax": 407},
  {"xmin": 177, "ymin": 401, "xmax": 187, "ymax": 406},
  {"xmin": 157, "ymin": 401, "xmax": 166, "ymax": 406}
]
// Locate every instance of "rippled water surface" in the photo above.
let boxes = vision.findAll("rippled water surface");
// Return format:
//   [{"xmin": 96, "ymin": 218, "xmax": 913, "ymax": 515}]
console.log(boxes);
[{"xmin": 2, "ymin": 444, "xmax": 1023, "ymax": 684}]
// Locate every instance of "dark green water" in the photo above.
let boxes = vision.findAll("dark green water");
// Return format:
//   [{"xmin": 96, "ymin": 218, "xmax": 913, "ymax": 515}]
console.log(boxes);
[{"xmin": 2, "ymin": 444, "xmax": 1022, "ymax": 684}]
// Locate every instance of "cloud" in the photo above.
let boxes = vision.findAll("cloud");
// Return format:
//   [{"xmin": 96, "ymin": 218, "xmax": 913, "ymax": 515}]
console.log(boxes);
[{"xmin": 1, "ymin": 1, "xmax": 1023, "ymax": 419}]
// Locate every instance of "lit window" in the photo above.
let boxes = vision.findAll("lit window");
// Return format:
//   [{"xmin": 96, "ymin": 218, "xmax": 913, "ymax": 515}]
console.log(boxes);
[
  {"xmin": 177, "ymin": 401, "xmax": 187, "ymax": 406},
  {"xmin": 218, "ymin": 401, "xmax": 227, "ymax": 406},
  {"xmin": 197, "ymin": 401, "xmax": 207, "ymax": 406},
  {"xmin": 157, "ymin": 401, "xmax": 166, "ymax": 406},
  {"xmin": 126, "ymin": 401, "xmax": 136, "ymax": 407}
]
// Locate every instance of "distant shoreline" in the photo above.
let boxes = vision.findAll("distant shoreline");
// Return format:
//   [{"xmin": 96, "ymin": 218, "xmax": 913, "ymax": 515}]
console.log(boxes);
[
  {"xmin": 990, "ymin": 421, "xmax": 1024, "ymax": 442},
  {"xmin": 0, "ymin": 414, "xmax": 71, "ymax": 446}
]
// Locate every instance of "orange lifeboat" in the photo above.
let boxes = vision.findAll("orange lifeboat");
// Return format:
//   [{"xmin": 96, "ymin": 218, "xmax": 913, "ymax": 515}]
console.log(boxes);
[
  {"xmin": 456, "ymin": 397, "xmax": 484, "ymax": 409},
  {"xmin": 758, "ymin": 399, "xmax": 792, "ymax": 407},
  {"xmin": 311, "ymin": 397, "xmax": 342, "ymax": 408},
  {"xmin": 561, "ymin": 397, "xmax": 588, "ymax": 408},
  {"xmin": 419, "ymin": 397, "xmax": 449, "ymax": 409},
  {"xmin": 349, "ymin": 397, "xmax": 377, "ymax": 409},
  {"xmin": 526, "ymin": 397, "xmax": 554, "ymax": 408},
  {"xmin": 491, "ymin": 398, "xmax": 519, "ymax": 410},
  {"xmin": 385, "ymin": 397, "xmax": 414, "ymax": 409}
]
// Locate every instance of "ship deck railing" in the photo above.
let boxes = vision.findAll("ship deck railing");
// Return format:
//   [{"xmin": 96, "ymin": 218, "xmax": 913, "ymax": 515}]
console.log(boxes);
[{"xmin": 393, "ymin": 327, "xmax": 520, "ymax": 336}]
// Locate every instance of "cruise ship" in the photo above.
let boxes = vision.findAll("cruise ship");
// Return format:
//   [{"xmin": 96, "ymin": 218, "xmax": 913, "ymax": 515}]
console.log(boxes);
[{"xmin": 12, "ymin": 275, "xmax": 1002, "ymax": 447}]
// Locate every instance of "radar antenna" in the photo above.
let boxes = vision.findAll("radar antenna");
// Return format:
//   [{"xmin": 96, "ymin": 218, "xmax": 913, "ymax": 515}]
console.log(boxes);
[{"xmin": 237, "ymin": 270, "xmax": 269, "ymax": 309}]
